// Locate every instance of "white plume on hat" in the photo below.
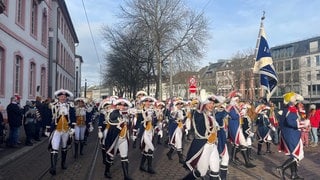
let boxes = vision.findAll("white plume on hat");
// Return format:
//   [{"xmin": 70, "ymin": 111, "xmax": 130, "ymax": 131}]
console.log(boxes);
[
  {"xmin": 136, "ymin": 90, "xmax": 147, "ymax": 97},
  {"xmin": 114, "ymin": 98, "xmax": 132, "ymax": 107},
  {"xmin": 54, "ymin": 89, "xmax": 73, "ymax": 98},
  {"xmin": 74, "ymin": 97, "xmax": 87, "ymax": 103},
  {"xmin": 99, "ymin": 98, "xmax": 112, "ymax": 110},
  {"xmin": 140, "ymin": 96, "xmax": 156, "ymax": 103},
  {"xmin": 310, "ymin": 104, "xmax": 316, "ymax": 110}
]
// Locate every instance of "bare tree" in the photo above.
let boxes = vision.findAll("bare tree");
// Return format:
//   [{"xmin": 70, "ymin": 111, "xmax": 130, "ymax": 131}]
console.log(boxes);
[
  {"xmin": 118, "ymin": 0, "xmax": 209, "ymax": 100},
  {"xmin": 101, "ymin": 27, "xmax": 153, "ymax": 98}
]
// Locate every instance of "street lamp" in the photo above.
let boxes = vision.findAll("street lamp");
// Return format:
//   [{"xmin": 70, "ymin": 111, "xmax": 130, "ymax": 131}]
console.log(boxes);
[
  {"xmin": 48, "ymin": 28, "xmax": 54, "ymax": 98},
  {"xmin": 309, "ymin": 71, "xmax": 312, "ymax": 104},
  {"xmin": 84, "ymin": 79, "xmax": 87, "ymax": 98}
]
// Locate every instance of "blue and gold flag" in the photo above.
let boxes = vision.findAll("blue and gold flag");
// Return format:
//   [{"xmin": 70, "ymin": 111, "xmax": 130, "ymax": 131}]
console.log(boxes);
[{"xmin": 253, "ymin": 25, "xmax": 278, "ymax": 101}]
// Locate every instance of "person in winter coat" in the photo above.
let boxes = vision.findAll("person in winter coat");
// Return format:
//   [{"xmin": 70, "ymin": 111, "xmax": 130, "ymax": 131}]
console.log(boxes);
[{"xmin": 6, "ymin": 96, "xmax": 23, "ymax": 148}]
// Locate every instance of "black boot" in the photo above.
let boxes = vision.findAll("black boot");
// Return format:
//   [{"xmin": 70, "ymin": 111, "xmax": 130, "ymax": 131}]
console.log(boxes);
[
  {"xmin": 102, "ymin": 148, "xmax": 107, "ymax": 165},
  {"xmin": 241, "ymin": 149, "xmax": 256, "ymax": 168},
  {"xmin": 220, "ymin": 165, "xmax": 228, "ymax": 180},
  {"xmin": 139, "ymin": 154, "xmax": 147, "ymax": 172},
  {"xmin": 80, "ymin": 141, "xmax": 84, "ymax": 155},
  {"xmin": 276, "ymin": 158, "xmax": 296, "ymax": 179},
  {"xmin": 167, "ymin": 147, "xmax": 174, "ymax": 160},
  {"xmin": 182, "ymin": 169, "xmax": 201, "ymax": 180},
  {"xmin": 266, "ymin": 142, "xmax": 272, "ymax": 154},
  {"xmin": 177, "ymin": 151, "xmax": 184, "ymax": 164},
  {"xmin": 157, "ymin": 135, "xmax": 162, "ymax": 144},
  {"xmin": 231, "ymin": 145, "xmax": 242, "ymax": 165},
  {"xmin": 147, "ymin": 155, "xmax": 156, "ymax": 174},
  {"xmin": 247, "ymin": 147, "xmax": 255, "ymax": 160},
  {"xmin": 257, "ymin": 143, "xmax": 265, "ymax": 155},
  {"xmin": 121, "ymin": 161, "xmax": 132, "ymax": 180},
  {"xmin": 104, "ymin": 162, "xmax": 112, "ymax": 178},
  {"xmin": 290, "ymin": 161, "xmax": 304, "ymax": 180},
  {"xmin": 74, "ymin": 141, "xmax": 79, "ymax": 159},
  {"xmin": 61, "ymin": 149, "xmax": 68, "ymax": 170},
  {"xmin": 49, "ymin": 152, "xmax": 58, "ymax": 175},
  {"xmin": 209, "ymin": 171, "xmax": 220, "ymax": 180},
  {"xmin": 132, "ymin": 139, "xmax": 137, "ymax": 149}
]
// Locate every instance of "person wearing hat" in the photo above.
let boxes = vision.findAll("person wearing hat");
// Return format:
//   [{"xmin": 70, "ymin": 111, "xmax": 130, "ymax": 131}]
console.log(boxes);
[
  {"xmin": 255, "ymin": 104, "xmax": 275, "ymax": 155},
  {"xmin": 103, "ymin": 98, "xmax": 132, "ymax": 179},
  {"xmin": 241, "ymin": 101, "xmax": 256, "ymax": 160},
  {"xmin": 98, "ymin": 98, "xmax": 114, "ymax": 166},
  {"xmin": 214, "ymin": 95, "xmax": 229, "ymax": 180},
  {"xmin": 154, "ymin": 101, "xmax": 166, "ymax": 145},
  {"xmin": 226, "ymin": 92, "xmax": 256, "ymax": 168},
  {"xmin": 73, "ymin": 97, "xmax": 93, "ymax": 159},
  {"xmin": 131, "ymin": 90, "xmax": 147, "ymax": 148},
  {"xmin": 276, "ymin": 92, "xmax": 306, "ymax": 179},
  {"xmin": 47, "ymin": 89, "xmax": 76, "ymax": 175},
  {"xmin": 298, "ymin": 102, "xmax": 310, "ymax": 147},
  {"xmin": 138, "ymin": 96, "xmax": 157, "ymax": 174},
  {"xmin": 166, "ymin": 99, "xmax": 186, "ymax": 164},
  {"xmin": 308, "ymin": 104, "xmax": 320, "ymax": 147},
  {"xmin": 183, "ymin": 95, "xmax": 221, "ymax": 179}
]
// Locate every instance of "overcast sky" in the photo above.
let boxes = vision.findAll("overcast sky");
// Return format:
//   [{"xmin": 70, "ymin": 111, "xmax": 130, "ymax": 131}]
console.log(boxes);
[{"xmin": 65, "ymin": 0, "xmax": 320, "ymax": 86}]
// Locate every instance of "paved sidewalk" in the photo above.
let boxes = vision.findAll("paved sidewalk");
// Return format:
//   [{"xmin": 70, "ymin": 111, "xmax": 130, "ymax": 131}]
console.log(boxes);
[{"xmin": 0, "ymin": 125, "xmax": 48, "ymax": 168}]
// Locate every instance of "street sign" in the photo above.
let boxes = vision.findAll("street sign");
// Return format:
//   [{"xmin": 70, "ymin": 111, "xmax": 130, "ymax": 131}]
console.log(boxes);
[{"xmin": 189, "ymin": 85, "xmax": 197, "ymax": 93}]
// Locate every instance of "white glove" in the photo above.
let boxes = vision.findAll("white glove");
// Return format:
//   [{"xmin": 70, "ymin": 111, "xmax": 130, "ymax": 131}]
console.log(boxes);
[
  {"xmin": 249, "ymin": 132, "xmax": 254, "ymax": 137},
  {"xmin": 88, "ymin": 123, "xmax": 94, "ymax": 132},
  {"xmin": 98, "ymin": 130, "xmax": 103, "ymax": 139},
  {"xmin": 69, "ymin": 128, "xmax": 75, "ymax": 136},
  {"xmin": 44, "ymin": 126, "xmax": 51, "ymax": 137},
  {"xmin": 185, "ymin": 129, "xmax": 189, "ymax": 135}
]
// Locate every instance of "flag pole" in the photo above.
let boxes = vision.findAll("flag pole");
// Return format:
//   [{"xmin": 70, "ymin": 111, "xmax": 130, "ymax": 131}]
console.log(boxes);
[
  {"xmin": 253, "ymin": 11, "xmax": 265, "ymax": 68},
  {"xmin": 253, "ymin": 11, "xmax": 266, "ymax": 99}
]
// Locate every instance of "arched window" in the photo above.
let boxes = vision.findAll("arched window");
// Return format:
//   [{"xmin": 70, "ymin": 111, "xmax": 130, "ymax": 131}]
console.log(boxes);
[
  {"xmin": 29, "ymin": 61, "xmax": 36, "ymax": 97},
  {"xmin": 14, "ymin": 55, "xmax": 23, "ymax": 95},
  {"xmin": 40, "ymin": 67, "xmax": 46, "ymax": 97},
  {"xmin": 30, "ymin": 0, "xmax": 38, "ymax": 37}
]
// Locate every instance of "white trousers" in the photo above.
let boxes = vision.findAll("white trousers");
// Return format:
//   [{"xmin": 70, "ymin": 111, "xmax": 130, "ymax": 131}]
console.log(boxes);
[
  {"xmin": 197, "ymin": 143, "xmax": 220, "ymax": 176},
  {"xmin": 51, "ymin": 130, "xmax": 69, "ymax": 150},
  {"xmin": 142, "ymin": 129, "xmax": 154, "ymax": 152},
  {"xmin": 74, "ymin": 125, "xmax": 86, "ymax": 141}
]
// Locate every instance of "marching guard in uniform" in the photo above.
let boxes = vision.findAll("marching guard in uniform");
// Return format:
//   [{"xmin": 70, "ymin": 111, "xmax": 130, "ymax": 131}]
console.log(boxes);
[
  {"xmin": 73, "ymin": 98, "xmax": 93, "ymax": 158},
  {"xmin": 184, "ymin": 95, "xmax": 220, "ymax": 180},
  {"xmin": 103, "ymin": 98, "xmax": 133, "ymax": 179},
  {"xmin": 98, "ymin": 98, "xmax": 114, "ymax": 166},
  {"xmin": 241, "ymin": 102, "xmax": 256, "ymax": 159},
  {"xmin": 255, "ymin": 103, "xmax": 275, "ymax": 155},
  {"xmin": 139, "ymin": 96, "xmax": 157, "ymax": 174},
  {"xmin": 166, "ymin": 99, "xmax": 186, "ymax": 164},
  {"xmin": 46, "ymin": 89, "xmax": 76, "ymax": 175},
  {"xmin": 154, "ymin": 101, "xmax": 166, "ymax": 145},
  {"xmin": 132, "ymin": 90, "xmax": 147, "ymax": 148},
  {"xmin": 277, "ymin": 92, "xmax": 306, "ymax": 180},
  {"xmin": 214, "ymin": 96, "xmax": 229, "ymax": 180},
  {"xmin": 226, "ymin": 91, "xmax": 256, "ymax": 168}
]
